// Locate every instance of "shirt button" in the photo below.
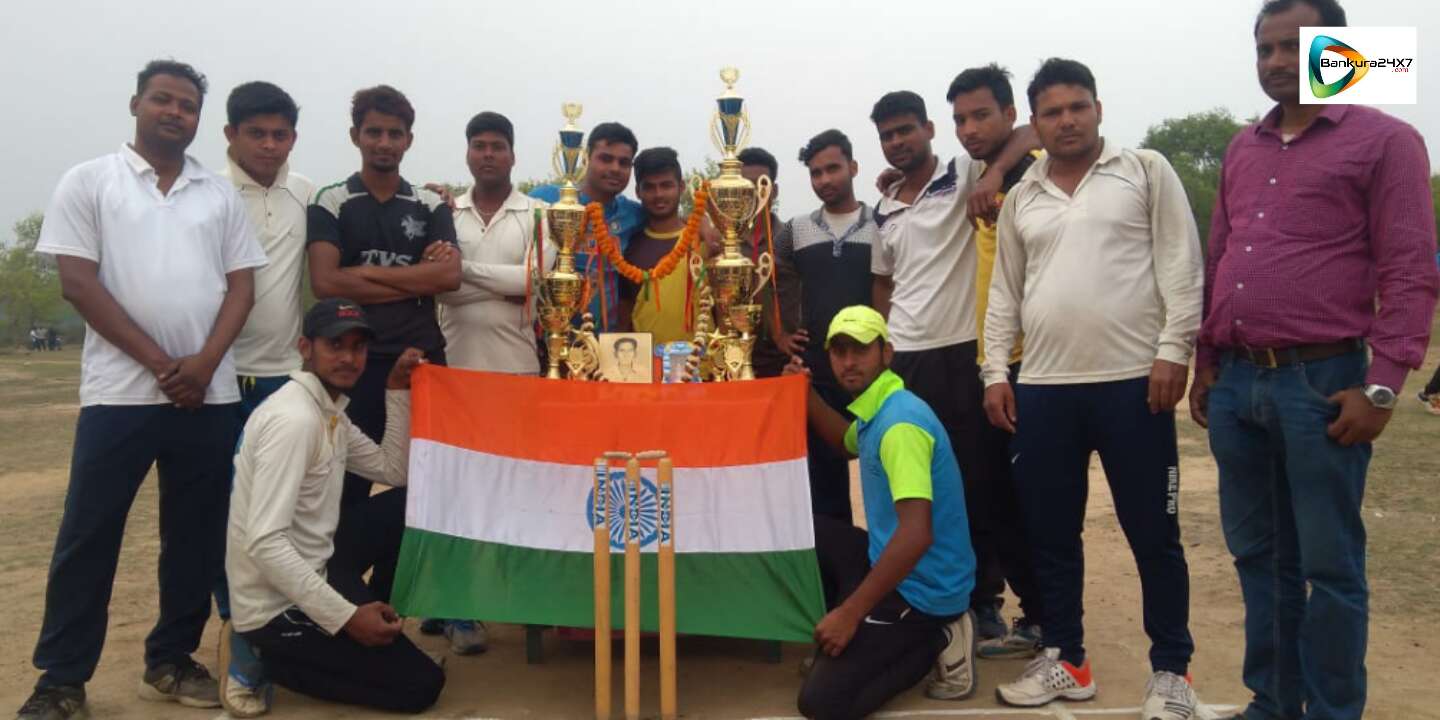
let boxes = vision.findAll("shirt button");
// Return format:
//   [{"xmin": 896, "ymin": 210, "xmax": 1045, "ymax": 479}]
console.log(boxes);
[
  {"xmin": 1269, "ymin": 178, "xmax": 1277, "ymax": 185},
  {"xmin": 1257, "ymin": 212, "xmax": 1265, "ymax": 218},
  {"xmin": 1281, "ymin": 145, "xmax": 1289, "ymax": 151},
  {"xmin": 1237, "ymin": 283, "xmax": 1244, "ymax": 289},
  {"xmin": 1236, "ymin": 319, "xmax": 1244, "ymax": 326},
  {"xmin": 1245, "ymin": 245, "xmax": 1253, "ymax": 252}
]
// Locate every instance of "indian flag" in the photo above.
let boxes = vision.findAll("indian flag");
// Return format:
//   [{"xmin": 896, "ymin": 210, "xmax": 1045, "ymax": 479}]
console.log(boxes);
[{"xmin": 391, "ymin": 367, "xmax": 825, "ymax": 642}]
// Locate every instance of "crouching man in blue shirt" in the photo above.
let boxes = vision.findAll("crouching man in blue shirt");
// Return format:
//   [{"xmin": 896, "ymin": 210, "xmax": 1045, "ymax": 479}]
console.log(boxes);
[{"xmin": 787, "ymin": 305, "xmax": 978, "ymax": 720}]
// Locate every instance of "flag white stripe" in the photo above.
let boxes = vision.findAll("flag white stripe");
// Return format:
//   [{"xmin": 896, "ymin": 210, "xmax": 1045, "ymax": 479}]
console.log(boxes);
[{"xmin": 407, "ymin": 439, "xmax": 815, "ymax": 554}]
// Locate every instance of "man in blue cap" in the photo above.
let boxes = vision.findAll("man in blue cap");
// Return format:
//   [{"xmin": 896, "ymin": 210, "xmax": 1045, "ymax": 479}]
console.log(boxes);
[{"xmin": 788, "ymin": 305, "xmax": 978, "ymax": 719}]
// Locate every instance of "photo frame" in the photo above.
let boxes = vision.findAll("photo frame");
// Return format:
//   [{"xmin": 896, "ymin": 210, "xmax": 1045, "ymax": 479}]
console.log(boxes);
[{"xmin": 597, "ymin": 332, "xmax": 654, "ymax": 384}]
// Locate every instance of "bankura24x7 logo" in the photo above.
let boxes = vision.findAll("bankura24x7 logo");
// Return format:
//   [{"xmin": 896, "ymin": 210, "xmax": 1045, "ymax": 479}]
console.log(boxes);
[{"xmin": 1301, "ymin": 27, "xmax": 1417, "ymax": 104}]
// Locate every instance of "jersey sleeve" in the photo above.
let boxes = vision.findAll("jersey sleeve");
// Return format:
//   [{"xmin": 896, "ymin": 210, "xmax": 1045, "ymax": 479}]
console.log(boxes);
[{"xmin": 878, "ymin": 422, "xmax": 935, "ymax": 502}]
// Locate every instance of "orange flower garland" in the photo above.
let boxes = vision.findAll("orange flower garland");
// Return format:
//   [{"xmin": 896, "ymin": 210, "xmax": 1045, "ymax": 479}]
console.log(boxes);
[{"xmin": 586, "ymin": 183, "xmax": 709, "ymax": 288}]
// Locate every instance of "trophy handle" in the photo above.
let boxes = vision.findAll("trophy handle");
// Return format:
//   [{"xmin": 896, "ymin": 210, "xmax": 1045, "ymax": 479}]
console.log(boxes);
[
  {"xmin": 735, "ymin": 109, "xmax": 752, "ymax": 153},
  {"xmin": 749, "ymin": 252, "xmax": 774, "ymax": 303},
  {"xmin": 688, "ymin": 252, "xmax": 705, "ymax": 282},
  {"xmin": 551, "ymin": 144, "xmax": 563, "ymax": 181},
  {"xmin": 749, "ymin": 175, "xmax": 773, "ymax": 225}
]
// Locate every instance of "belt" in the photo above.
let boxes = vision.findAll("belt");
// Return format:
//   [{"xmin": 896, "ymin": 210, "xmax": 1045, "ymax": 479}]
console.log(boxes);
[{"xmin": 1234, "ymin": 339, "xmax": 1364, "ymax": 369}]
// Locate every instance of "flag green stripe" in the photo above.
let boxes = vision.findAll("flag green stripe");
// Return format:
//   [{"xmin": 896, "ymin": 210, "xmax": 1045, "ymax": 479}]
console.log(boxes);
[{"xmin": 391, "ymin": 527, "xmax": 825, "ymax": 643}]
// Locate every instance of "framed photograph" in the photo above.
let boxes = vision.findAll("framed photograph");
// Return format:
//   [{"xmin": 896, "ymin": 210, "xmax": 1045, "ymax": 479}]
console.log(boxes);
[
  {"xmin": 658, "ymin": 341, "xmax": 698, "ymax": 384},
  {"xmin": 598, "ymin": 332, "xmax": 654, "ymax": 384}
]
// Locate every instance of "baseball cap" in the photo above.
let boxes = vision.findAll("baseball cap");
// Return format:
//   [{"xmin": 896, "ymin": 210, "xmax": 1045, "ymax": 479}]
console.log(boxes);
[
  {"xmin": 825, "ymin": 305, "xmax": 889, "ymax": 349},
  {"xmin": 303, "ymin": 298, "xmax": 374, "ymax": 340}
]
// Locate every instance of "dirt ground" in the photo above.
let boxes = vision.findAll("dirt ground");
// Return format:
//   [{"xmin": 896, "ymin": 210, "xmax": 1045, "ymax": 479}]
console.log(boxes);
[{"xmin": 1, "ymin": 343, "xmax": 1438, "ymax": 719}]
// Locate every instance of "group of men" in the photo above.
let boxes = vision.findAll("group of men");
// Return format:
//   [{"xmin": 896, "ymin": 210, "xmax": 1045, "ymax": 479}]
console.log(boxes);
[{"xmin": 14, "ymin": 0, "xmax": 1439, "ymax": 719}]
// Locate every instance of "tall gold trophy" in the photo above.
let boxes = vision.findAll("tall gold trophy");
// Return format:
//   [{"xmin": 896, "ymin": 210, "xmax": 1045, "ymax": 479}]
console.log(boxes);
[
  {"xmin": 692, "ymin": 67, "xmax": 773, "ymax": 381},
  {"xmin": 538, "ymin": 103, "xmax": 600, "ymax": 380}
]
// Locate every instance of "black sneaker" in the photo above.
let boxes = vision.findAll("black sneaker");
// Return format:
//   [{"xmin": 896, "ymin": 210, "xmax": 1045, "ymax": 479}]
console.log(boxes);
[
  {"xmin": 138, "ymin": 658, "xmax": 220, "ymax": 708},
  {"xmin": 974, "ymin": 601, "xmax": 1006, "ymax": 641},
  {"xmin": 16, "ymin": 686, "xmax": 88, "ymax": 720}
]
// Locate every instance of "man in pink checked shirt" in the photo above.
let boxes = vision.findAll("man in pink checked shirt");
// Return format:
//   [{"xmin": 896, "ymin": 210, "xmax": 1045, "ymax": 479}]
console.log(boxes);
[{"xmin": 1188, "ymin": 2, "xmax": 1439, "ymax": 719}]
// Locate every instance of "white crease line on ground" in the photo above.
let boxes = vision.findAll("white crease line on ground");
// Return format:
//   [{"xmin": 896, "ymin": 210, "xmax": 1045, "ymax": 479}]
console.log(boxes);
[{"xmin": 747, "ymin": 703, "xmax": 1238, "ymax": 719}]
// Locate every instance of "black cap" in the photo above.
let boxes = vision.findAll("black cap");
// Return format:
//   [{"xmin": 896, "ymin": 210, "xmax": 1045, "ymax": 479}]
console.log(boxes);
[{"xmin": 303, "ymin": 298, "xmax": 374, "ymax": 340}]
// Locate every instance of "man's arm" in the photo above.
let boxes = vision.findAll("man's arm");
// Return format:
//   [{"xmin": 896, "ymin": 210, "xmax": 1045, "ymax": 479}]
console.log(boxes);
[
  {"xmin": 782, "ymin": 356, "xmax": 858, "ymax": 459},
  {"xmin": 159, "ymin": 267, "xmax": 256, "ymax": 408},
  {"xmin": 968, "ymin": 126, "xmax": 1041, "ymax": 222},
  {"xmin": 815, "ymin": 423, "xmax": 936, "ymax": 656},
  {"xmin": 346, "ymin": 348, "xmax": 423, "ymax": 486},
  {"xmin": 872, "ymin": 274, "xmax": 894, "ymax": 320},
  {"xmin": 349, "ymin": 247, "xmax": 461, "ymax": 297},
  {"xmin": 56, "ymin": 256, "xmax": 173, "ymax": 377},
  {"xmin": 307, "ymin": 243, "xmax": 411, "ymax": 304},
  {"xmin": 240, "ymin": 414, "xmax": 357, "ymax": 635},
  {"xmin": 770, "ymin": 219, "xmax": 803, "ymax": 350},
  {"xmin": 1143, "ymin": 151, "xmax": 1204, "ymax": 414},
  {"xmin": 1189, "ymin": 148, "xmax": 1235, "ymax": 428}
]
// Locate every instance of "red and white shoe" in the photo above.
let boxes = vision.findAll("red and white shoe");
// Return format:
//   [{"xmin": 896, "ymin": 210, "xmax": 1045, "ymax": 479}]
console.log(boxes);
[{"xmin": 996, "ymin": 647, "xmax": 1096, "ymax": 706}]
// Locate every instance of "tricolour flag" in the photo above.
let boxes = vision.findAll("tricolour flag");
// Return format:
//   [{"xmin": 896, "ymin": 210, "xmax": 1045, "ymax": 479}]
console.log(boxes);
[{"xmin": 391, "ymin": 366, "xmax": 825, "ymax": 642}]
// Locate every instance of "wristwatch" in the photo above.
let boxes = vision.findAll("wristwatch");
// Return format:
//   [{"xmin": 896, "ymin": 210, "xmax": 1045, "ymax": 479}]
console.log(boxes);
[{"xmin": 1362, "ymin": 384, "xmax": 1397, "ymax": 410}]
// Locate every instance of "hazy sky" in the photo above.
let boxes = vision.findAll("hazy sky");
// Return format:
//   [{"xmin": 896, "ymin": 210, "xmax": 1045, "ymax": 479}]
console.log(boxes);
[{"xmin": 1, "ymin": 0, "xmax": 1434, "ymax": 234}]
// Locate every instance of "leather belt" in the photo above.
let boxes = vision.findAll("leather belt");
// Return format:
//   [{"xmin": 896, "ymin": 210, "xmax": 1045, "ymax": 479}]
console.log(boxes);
[{"xmin": 1234, "ymin": 339, "xmax": 1364, "ymax": 369}]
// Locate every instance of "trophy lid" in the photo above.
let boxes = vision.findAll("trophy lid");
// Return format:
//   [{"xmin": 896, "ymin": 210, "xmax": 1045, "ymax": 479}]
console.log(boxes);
[{"xmin": 716, "ymin": 67, "xmax": 744, "ymax": 116}]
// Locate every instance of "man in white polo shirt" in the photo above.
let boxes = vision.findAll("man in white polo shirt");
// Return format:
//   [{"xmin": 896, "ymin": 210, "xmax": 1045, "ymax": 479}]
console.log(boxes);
[
  {"xmin": 214, "ymin": 80, "xmax": 315, "ymax": 717},
  {"xmin": 439, "ymin": 111, "xmax": 554, "ymax": 375},
  {"xmin": 982, "ymin": 59, "xmax": 1204, "ymax": 719},
  {"xmin": 868, "ymin": 89, "xmax": 1038, "ymax": 643},
  {"xmin": 20, "ymin": 60, "xmax": 265, "ymax": 720}
]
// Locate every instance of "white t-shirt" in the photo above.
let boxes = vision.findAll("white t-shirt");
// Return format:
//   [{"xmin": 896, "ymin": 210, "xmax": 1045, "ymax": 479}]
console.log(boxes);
[
  {"xmin": 821, "ymin": 207, "xmax": 862, "ymax": 235},
  {"xmin": 438, "ymin": 187, "xmax": 556, "ymax": 374},
  {"xmin": 37, "ymin": 144, "xmax": 267, "ymax": 406},
  {"xmin": 982, "ymin": 142, "xmax": 1203, "ymax": 386},
  {"xmin": 222, "ymin": 158, "xmax": 312, "ymax": 377},
  {"xmin": 872, "ymin": 155, "xmax": 980, "ymax": 352}
]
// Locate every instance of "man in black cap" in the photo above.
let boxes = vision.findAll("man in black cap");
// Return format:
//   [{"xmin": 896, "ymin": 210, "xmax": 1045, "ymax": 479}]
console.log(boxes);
[{"xmin": 220, "ymin": 299, "xmax": 444, "ymax": 714}]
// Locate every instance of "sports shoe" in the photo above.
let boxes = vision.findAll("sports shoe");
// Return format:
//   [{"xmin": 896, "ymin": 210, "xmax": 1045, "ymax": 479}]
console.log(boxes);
[
  {"xmin": 16, "ymin": 686, "xmax": 88, "ymax": 720},
  {"xmin": 218, "ymin": 621, "xmax": 271, "ymax": 718},
  {"xmin": 924, "ymin": 610, "xmax": 978, "ymax": 700},
  {"xmin": 138, "ymin": 658, "xmax": 221, "ymax": 708},
  {"xmin": 979, "ymin": 617, "xmax": 1042, "ymax": 659},
  {"xmin": 419, "ymin": 618, "xmax": 447, "ymax": 636},
  {"xmin": 996, "ymin": 647, "xmax": 1096, "ymax": 707},
  {"xmin": 973, "ymin": 602, "xmax": 1006, "ymax": 641},
  {"xmin": 444, "ymin": 620, "xmax": 488, "ymax": 655},
  {"xmin": 1142, "ymin": 671, "xmax": 1199, "ymax": 720},
  {"xmin": 1421, "ymin": 391, "xmax": 1440, "ymax": 416}
]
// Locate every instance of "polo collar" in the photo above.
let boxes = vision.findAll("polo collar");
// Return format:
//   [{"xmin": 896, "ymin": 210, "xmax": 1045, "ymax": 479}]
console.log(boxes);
[
  {"xmin": 809, "ymin": 202, "xmax": 873, "ymax": 234},
  {"xmin": 225, "ymin": 153, "xmax": 291, "ymax": 191},
  {"xmin": 456, "ymin": 186, "xmax": 530, "ymax": 213},
  {"xmin": 346, "ymin": 172, "xmax": 414, "ymax": 200},
  {"xmin": 289, "ymin": 370, "xmax": 350, "ymax": 415},
  {"xmin": 1254, "ymin": 104, "xmax": 1350, "ymax": 139},
  {"xmin": 121, "ymin": 143, "xmax": 206, "ymax": 182},
  {"xmin": 1026, "ymin": 137, "xmax": 1119, "ymax": 184},
  {"xmin": 847, "ymin": 369, "xmax": 905, "ymax": 423}
]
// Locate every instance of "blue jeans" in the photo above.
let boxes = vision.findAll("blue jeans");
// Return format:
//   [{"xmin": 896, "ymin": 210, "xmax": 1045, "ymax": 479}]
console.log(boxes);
[{"xmin": 1208, "ymin": 350, "xmax": 1370, "ymax": 720}]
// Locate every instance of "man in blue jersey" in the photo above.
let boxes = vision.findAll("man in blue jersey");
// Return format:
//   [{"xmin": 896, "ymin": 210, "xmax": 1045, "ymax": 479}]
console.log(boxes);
[{"xmin": 788, "ymin": 305, "xmax": 978, "ymax": 719}]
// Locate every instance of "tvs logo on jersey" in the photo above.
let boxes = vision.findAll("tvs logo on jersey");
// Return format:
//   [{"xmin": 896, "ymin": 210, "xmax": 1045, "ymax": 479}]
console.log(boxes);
[{"xmin": 1301, "ymin": 27, "xmax": 1416, "ymax": 105}]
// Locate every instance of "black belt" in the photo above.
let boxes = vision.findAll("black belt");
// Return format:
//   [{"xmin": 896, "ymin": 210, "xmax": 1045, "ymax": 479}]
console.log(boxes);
[{"xmin": 1233, "ymin": 339, "xmax": 1364, "ymax": 369}]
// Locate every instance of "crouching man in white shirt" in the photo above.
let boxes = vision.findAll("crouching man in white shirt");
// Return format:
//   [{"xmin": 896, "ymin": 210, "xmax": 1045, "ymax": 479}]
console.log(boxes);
[{"xmin": 223, "ymin": 298, "xmax": 443, "ymax": 714}]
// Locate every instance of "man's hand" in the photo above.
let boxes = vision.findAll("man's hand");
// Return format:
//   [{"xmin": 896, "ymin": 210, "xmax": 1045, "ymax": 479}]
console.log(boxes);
[
  {"xmin": 1188, "ymin": 366, "xmax": 1216, "ymax": 428},
  {"xmin": 158, "ymin": 354, "xmax": 218, "ymax": 409},
  {"xmin": 782, "ymin": 354, "xmax": 811, "ymax": 377},
  {"xmin": 386, "ymin": 347, "xmax": 427, "ymax": 390},
  {"xmin": 777, "ymin": 328, "xmax": 809, "ymax": 356},
  {"xmin": 967, "ymin": 171, "xmax": 1003, "ymax": 225},
  {"xmin": 875, "ymin": 167, "xmax": 903, "ymax": 194},
  {"xmin": 342, "ymin": 601, "xmax": 403, "ymax": 647},
  {"xmin": 1327, "ymin": 388, "xmax": 1393, "ymax": 446},
  {"xmin": 983, "ymin": 382, "xmax": 1017, "ymax": 433},
  {"xmin": 423, "ymin": 183, "xmax": 456, "ymax": 208},
  {"xmin": 421, "ymin": 240, "xmax": 457, "ymax": 264},
  {"xmin": 814, "ymin": 606, "xmax": 862, "ymax": 657},
  {"xmin": 1148, "ymin": 359, "xmax": 1189, "ymax": 414}
]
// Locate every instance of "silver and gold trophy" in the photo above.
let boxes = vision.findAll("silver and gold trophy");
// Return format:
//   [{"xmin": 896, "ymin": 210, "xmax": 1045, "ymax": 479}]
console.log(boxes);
[
  {"xmin": 691, "ymin": 67, "xmax": 773, "ymax": 381},
  {"xmin": 537, "ymin": 103, "xmax": 600, "ymax": 380}
]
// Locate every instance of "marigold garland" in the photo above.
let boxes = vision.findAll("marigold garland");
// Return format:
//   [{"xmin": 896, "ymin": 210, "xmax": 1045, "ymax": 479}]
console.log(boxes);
[{"xmin": 586, "ymin": 183, "xmax": 709, "ymax": 290}]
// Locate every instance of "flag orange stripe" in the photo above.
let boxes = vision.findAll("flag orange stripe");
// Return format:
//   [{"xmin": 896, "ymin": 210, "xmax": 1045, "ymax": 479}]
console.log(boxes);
[{"xmin": 410, "ymin": 366, "xmax": 808, "ymax": 466}]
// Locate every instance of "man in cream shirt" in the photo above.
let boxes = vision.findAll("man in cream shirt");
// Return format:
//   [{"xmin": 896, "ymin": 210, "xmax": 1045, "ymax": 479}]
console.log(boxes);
[
  {"xmin": 982, "ymin": 59, "xmax": 1204, "ymax": 719},
  {"xmin": 440, "ymin": 111, "xmax": 554, "ymax": 375},
  {"xmin": 225, "ymin": 299, "xmax": 443, "ymax": 714}
]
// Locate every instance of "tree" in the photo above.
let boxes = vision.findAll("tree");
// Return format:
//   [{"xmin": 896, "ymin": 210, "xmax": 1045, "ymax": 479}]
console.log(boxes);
[
  {"xmin": 0, "ymin": 212, "xmax": 68, "ymax": 347},
  {"xmin": 1140, "ymin": 109, "xmax": 1245, "ymax": 249}
]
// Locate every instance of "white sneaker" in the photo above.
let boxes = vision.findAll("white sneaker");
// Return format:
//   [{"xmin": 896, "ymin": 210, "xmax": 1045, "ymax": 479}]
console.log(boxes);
[
  {"xmin": 1141, "ymin": 671, "xmax": 1199, "ymax": 720},
  {"xmin": 996, "ymin": 647, "xmax": 1096, "ymax": 707},
  {"xmin": 924, "ymin": 610, "xmax": 977, "ymax": 700}
]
